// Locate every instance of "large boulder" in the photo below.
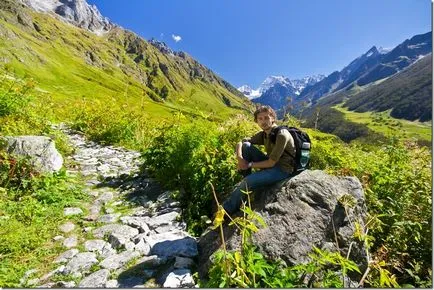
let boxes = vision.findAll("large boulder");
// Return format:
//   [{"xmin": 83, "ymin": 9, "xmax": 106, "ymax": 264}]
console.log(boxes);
[
  {"xmin": 198, "ymin": 170, "xmax": 368, "ymax": 279},
  {"xmin": 1, "ymin": 136, "xmax": 63, "ymax": 173}
]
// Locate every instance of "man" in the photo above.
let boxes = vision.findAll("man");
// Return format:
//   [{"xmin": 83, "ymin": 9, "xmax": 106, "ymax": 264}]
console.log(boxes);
[{"xmin": 223, "ymin": 105, "xmax": 296, "ymax": 215}]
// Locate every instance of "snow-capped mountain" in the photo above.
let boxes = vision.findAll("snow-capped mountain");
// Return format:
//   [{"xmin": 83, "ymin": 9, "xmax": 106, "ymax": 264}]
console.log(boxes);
[
  {"xmin": 237, "ymin": 85, "xmax": 261, "ymax": 99},
  {"xmin": 238, "ymin": 74, "xmax": 325, "ymax": 108},
  {"xmin": 237, "ymin": 74, "xmax": 325, "ymax": 102},
  {"xmin": 19, "ymin": 0, "xmax": 115, "ymax": 35}
]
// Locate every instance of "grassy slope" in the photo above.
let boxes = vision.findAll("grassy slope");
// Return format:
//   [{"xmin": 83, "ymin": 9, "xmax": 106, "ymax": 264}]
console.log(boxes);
[
  {"xmin": 333, "ymin": 104, "xmax": 431, "ymax": 142},
  {"xmin": 0, "ymin": 2, "xmax": 252, "ymax": 123}
]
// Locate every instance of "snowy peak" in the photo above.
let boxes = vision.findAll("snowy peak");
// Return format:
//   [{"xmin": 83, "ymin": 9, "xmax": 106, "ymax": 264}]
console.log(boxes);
[
  {"xmin": 237, "ymin": 74, "xmax": 325, "ymax": 100},
  {"xmin": 237, "ymin": 85, "xmax": 261, "ymax": 99},
  {"xmin": 20, "ymin": 0, "xmax": 115, "ymax": 35}
]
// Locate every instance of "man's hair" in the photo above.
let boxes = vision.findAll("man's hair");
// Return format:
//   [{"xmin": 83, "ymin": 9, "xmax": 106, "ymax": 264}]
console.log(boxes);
[{"xmin": 254, "ymin": 105, "xmax": 277, "ymax": 122}]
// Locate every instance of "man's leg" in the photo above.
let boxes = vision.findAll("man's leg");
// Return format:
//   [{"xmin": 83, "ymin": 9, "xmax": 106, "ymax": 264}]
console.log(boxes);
[
  {"xmin": 223, "ymin": 166, "xmax": 290, "ymax": 215},
  {"xmin": 238, "ymin": 142, "xmax": 268, "ymax": 177}
]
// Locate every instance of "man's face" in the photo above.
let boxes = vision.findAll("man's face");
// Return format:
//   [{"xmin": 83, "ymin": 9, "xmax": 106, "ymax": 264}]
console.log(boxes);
[{"xmin": 256, "ymin": 111, "xmax": 275, "ymax": 131}]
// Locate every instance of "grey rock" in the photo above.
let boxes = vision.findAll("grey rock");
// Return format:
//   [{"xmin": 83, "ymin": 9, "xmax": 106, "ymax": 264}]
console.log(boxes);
[
  {"xmin": 1, "ymin": 136, "xmax": 63, "ymax": 173},
  {"xmin": 145, "ymin": 211, "xmax": 179, "ymax": 229},
  {"xmin": 197, "ymin": 170, "xmax": 368, "ymax": 279},
  {"xmin": 174, "ymin": 256, "xmax": 195, "ymax": 269},
  {"xmin": 63, "ymin": 236, "xmax": 78, "ymax": 248},
  {"xmin": 63, "ymin": 252, "xmax": 98, "ymax": 275},
  {"xmin": 93, "ymin": 224, "xmax": 139, "ymax": 239},
  {"xmin": 98, "ymin": 213, "xmax": 120, "ymax": 223},
  {"xmin": 56, "ymin": 281, "xmax": 76, "ymax": 288},
  {"xmin": 19, "ymin": 269, "xmax": 38, "ymax": 286},
  {"xmin": 147, "ymin": 231, "xmax": 198, "ymax": 258},
  {"xmin": 163, "ymin": 269, "xmax": 195, "ymax": 288},
  {"xmin": 59, "ymin": 222, "xmax": 75, "ymax": 233},
  {"xmin": 53, "ymin": 235, "xmax": 64, "ymax": 241},
  {"xmin": 99, "ymin": 251, "xmax": 140, "ymax": 270},
  {"xmin": 84, "ymin": 240, "xmax": 115, "ymax": 258},
  {"xmin": 105, "ymin": 279, "xmax": 119, "ymax": 287},
  {"xmin": 54, "ymin": 248, "xmax": 79, "ymax": 263},
  {"xmin": 78, "ymin": 269, "xmax": 110, "ymax": 288},
  {"xmin": 134, "ymin": 239, "xmax": 151, "ymax": 255},
  {"xmin": 136, "ymin": 255, "xmax": 167, "ymax": 268},
  {"xmin": 120, "ymin": 216, "xmax": 150, "ymax": 233},
  {"xmin": 96, "ymin": 192, "xmax": 114, "ymax": 205},
  {"xmin": 64, "ymin": 207, "xmax": 83, "ymax": 216},
  {"xmin": 118, "ymin": 276, "xmax": 144, "ymax": 288},
  {"xmin": 26, "ymin": 278, "xmax": 40, "ymax": 286}
]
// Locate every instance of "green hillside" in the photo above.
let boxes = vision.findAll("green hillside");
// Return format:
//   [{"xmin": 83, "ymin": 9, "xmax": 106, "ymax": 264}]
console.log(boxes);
[{"xmin": 0, "ymin": 0, "xmax": 253, "ymax": 122}]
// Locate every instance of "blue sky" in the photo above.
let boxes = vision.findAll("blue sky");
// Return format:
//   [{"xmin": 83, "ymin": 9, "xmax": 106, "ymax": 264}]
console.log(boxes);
[{"xmin": 87, "ymin": 0, "xmax": 431, "ymax": 88}]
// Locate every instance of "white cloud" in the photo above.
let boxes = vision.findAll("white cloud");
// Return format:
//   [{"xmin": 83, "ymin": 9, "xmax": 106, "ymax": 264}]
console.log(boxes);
[
  {"xmin": 172, "ymin": 34, "xmax": 182, "ymax": 42},
  {"xmin": 160, "ymin": 33, "xmax": 164, "ymax": 39}
]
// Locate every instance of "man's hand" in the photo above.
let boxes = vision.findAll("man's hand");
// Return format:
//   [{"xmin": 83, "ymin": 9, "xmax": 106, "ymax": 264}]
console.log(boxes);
[{"xmin": 237, "ymin": 157, "xmax": 250, "ymax": 170}]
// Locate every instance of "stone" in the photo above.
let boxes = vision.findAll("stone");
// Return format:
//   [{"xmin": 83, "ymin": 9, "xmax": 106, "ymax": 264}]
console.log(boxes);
[
  {"xmin": 84, "ymin": 240, "xmax": 115, "ymax": 258},
  {"xmin": 120, "ymin": 216, "xmax": 150, "ymax": 233},
  {"xmin": 63, "ymin": 252, "xmax": 98, "ymax": 275},
  {"xmin": 56, "ymin": 281, "xmax": 76, "ymax": 288},
  {"xmin": 64, "ymin": 207, "xmax": 83, "ymax": 216},
  {"xmin": 78, "ymin": 269, "xmax": 110, "ymax": 288},
  {"xmin": 145, "ymin": 211, "xmax": 179, "ymax": 229},
  {"xmin": 54, "ymin": 249, "xmax": 79, "ymax": 263},
  {"xmin": 136, "ymin": 255, "xmax": 167, "ymax": 268},
  {"xmin": 105, "ymin": 280, "xmax": 119, "ymax": 287},
  {"xmin": 163, "ymin": 269, "xmax": 195, "ymax": 288},
  {"xmin": 53, "ymin": 235, "xmax": 65, "ymax": 241},
  {"xmin": 174, "ymin": 256, "xmax": 195, "ymax": 269},
  {"xmin": 99, "ymin": 251, "xmax": 140, "ymax": 270},
  {"xmin": 93, "ymin": 224, "xmax": 139, "ymax": 239},
  {"xmin": 134, "ymin": 239, "xmax": 151, "ymax": 255},
  {"xmin": 1, "ymin": 136, "xmax": 63, "ymax": 173},
  {"xmin": 59, "ymin": 222, "xmax": 75, "ymax": 233},
  {"xmin": 98, "ymin": 213, "xmax": 120, "ymax": 223},
  {"xmin": 63, "ymin": 236, "xmax": 78, "ymax": 248},
  {"xmin": 146, "ymin": 231, "xmax": 198, "ymax": 258},
  {"xmin": 197, "ymin": 170, "xmax": 368, "ymax": 279}
]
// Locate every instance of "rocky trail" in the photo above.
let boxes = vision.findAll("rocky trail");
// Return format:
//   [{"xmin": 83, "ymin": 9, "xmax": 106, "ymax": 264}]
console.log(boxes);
[{"xmin": 23, "ymin": 125, "xmax": 198, "ymax": 288}]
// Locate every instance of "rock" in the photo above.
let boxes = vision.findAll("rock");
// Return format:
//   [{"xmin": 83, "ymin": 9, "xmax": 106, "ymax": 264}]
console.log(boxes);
[
  {"xmin": 93, "ymin": 224, "xmax": 139, "ymax": 239},
  {"xmin": 84, "ymin": 240, "xmax": 115, "ymax": 258},
  {"xmin": 78, "ymin": 269, "xmax": 110, "ymax": 288},
  {"xmin": 99, "ymin": 251, "xmax": 140, "ymax": 270},
  {"xmin": 1, "ymin": 136, "xmax": 63, "ymax": 173},
  {"xmin": 174, "ymin": 256, "xmax": 195, "ymax": 269},
  {"xmin": 53, "ymin": 235, "xmax": 65, "ymax": 241},
  {"xmin": 120, "ymin": 216, "xmax": 150, "ymax": 233},
  {"xmin": 59, "ymin": 222, "xmax": 75, "ymax": 233},
  {"xmin": 136, "ymin": 255, "xmax": 167, "ymax": 268},
  {"xmin": 19, "ymin": 269, "xmax": 38, "ymax": 286},
  {"xmin": 40, "ymin": 265, "xmax": 65, "ymax": 281},
  {"xmin": 56, "ymin": 281, "xmax": 76, "ymax": 288},
  {"xmin": 63, "ymin": 252, "xmax": 98, "ymax": 275},
  {"xmin": 54, "ymin": 249, "xmax": 79, "ymax": 263},
  {"xmin": 63, "ymin": 236, "xmax": 78, "ymax": 248},
  {"xmin": 98, "ymin": 213, "xmax": 120, "ymax": 223},
  {"xmin": 163, "ymin": 269, "xmax": 195, "ymax": 288},
  {"xmin": 145, "ymin": 211, "xmax": 179, "ymax": 229},
  {"xmin": 134, "ymin": 239, "xmax": 151, "ymax": 255},
  {"xmin": 146, "ymin": 231, "xmax": 198, "ymax": 258},
  {"xmin": 197, "ymin": 170, "xmax": 368, "ymax": 279},
  {"xmin": 105, "ymin": 280, "xmax": 119, "ymax": 287},
  {"xmin": 64, "ymin": 207, "xmax": 83, "ymax": 216}
]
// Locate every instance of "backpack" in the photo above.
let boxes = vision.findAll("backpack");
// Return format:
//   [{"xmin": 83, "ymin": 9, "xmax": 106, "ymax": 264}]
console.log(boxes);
[{"xmin": 268, "ymin": 125, "xmax": 311, "ymax": 174}]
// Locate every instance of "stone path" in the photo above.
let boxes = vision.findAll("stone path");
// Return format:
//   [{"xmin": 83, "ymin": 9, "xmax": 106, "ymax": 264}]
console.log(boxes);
[{"xmin": 24, "ymin": 125, "xmax": 198, "ymax": 288}]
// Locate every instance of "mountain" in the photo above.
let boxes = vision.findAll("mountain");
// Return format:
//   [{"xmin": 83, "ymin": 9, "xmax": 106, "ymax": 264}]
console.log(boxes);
[
  {"xmin": 0, "ymin": 0, "xmax": 252, "ymax": 120},
  {"xmin": 296, "ymin": 32, "xmax": 432, "ymax": 106},
  {"xmin": 19, "ymin": 0, "xmax": 115, "ymax": 35},
  {"xmin": 237, "ymin": 85, "xmax": 261, "ymax": 99},
  {"xmin": 237, "ymin": 74, "xmax": 325, "ymax": 108},
  {"xmin": 304, "ymin": 53, "xmax": 432, "ymax": 123}
]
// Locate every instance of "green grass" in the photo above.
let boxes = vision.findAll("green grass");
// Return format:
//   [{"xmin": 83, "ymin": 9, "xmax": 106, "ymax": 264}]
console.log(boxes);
[{"xmin": 333, "ymin": 105, "xmax": 431, "ymax": 142}]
